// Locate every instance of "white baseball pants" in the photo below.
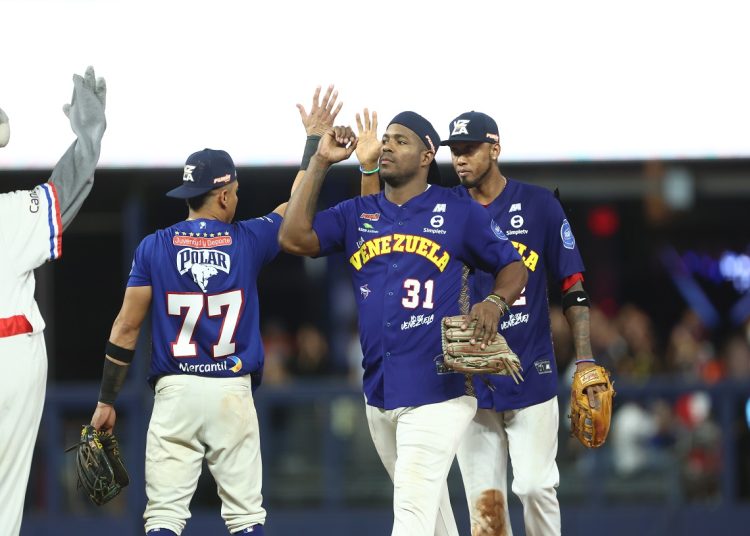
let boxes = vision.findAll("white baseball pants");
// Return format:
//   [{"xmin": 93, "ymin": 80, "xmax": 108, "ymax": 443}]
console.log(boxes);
[
  {"xmin": 0, "ymin": 332, "xmax": 47, "ymax": 536},
  {"xmin": 144, "ymin": 374, "xmax": 265, "ymax": 535},
  {"xmin": 365, "ymin": 395, "xmax": 477, "ymax": 536},
  {"xmin": 455, "ymin": 396, "xmax": 561, "ymax": 536}
]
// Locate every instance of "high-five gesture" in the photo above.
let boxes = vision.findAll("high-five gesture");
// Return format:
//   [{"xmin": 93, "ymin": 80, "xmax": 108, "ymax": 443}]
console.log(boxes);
[
  {"xmin": 316, "ymin": 126, "xmax": 358, "ymax": 165},
  {"xmin": 297, "ymin": 85, "xmax": 343, "ymax": 137},
  {"xmin": 355, "ymin": 108, "xmax": 381, "ymax": 170}
]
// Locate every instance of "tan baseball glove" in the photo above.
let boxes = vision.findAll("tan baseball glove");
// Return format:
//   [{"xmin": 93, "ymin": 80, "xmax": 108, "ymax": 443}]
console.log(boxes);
[
  {"xmin": 441, "ymin": 315, "xmax": 524, "ymax": 383},
  {"xmin": 569, "ymin": 364, "xmax": 615, "ymax": 448}
]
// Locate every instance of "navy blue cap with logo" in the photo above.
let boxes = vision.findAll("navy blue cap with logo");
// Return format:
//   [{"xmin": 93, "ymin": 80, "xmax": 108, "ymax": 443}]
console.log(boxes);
[
  {"xmin": 440, "ymin": 111, "xmax": 500, "ymax": 146},
  {"xmin": 166, "ymin": 148, "xmax": 238, "ymax": 199},
  {"xmin": 388, "ymin": 111, "xmax": 442, "ymax": 185}
]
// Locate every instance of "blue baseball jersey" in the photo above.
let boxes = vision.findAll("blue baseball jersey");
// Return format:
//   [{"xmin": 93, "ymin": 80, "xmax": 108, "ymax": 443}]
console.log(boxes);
[
  {"xmin": 313, "ymin": 185, "xmax": 522, "ymax": 410},
  {"xmin": 453, "ymin": 180, "xmax": 585, "ymax": 411},
  {"xmin": 127, "ymin": 213, "xmax": 282, "ymax": 386}
]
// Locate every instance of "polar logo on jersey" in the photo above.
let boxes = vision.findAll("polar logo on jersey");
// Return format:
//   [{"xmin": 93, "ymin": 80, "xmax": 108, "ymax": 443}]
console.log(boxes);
[
  {"xmin": 510, "ymin": 215, "xmax": 524, "ymax": 228},
  {"xmin": 176, "ymin": 248, "xmax": 231, "ymax": 292},
  {"xmin": 430, "ymin": 215, "xmax": 444, "ymax": 228},
  {"xmin": 490, "ymin": 220, "xmax": 508, "ymax": 240},
  {"xmin": 183, "ymin": 165, "xmax": 196, "ymax": 182},
  {"xmin": 451, "ymin": 119, "xmax": 470, "ymax": 135},
  {"xmin": 534, "ymin": 359, "xmax": 553, "ymax": 374},
  {"xmin": 227, "ymin": 355, "xmax": 243, "ymax": 373},
  {"xmin": 561, "ymin": 219, "xmax": 576, "ymax": 249}
]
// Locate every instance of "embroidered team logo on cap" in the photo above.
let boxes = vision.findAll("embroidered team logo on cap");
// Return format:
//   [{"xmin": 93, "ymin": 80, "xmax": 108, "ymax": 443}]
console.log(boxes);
[
  {"xmin": 183, "ymin": 165, "xmax": 196, "ymax": 182},
  {"xmin": 452, "ymin": 119, "xmax": 470, "ymax": 135}
]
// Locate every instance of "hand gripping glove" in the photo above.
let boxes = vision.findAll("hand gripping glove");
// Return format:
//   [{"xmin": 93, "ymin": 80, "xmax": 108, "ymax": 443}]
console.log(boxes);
[
  {"xmin": 441, "ymin": 315, "xmax": 524, "ymax": 384},
  {"xmin": 569, "ymin": 364, "xmax": 615, "ymax": 448},
  {"xmin": 66, "ymin": 425, "xmax": 129, "ymax": 505}
]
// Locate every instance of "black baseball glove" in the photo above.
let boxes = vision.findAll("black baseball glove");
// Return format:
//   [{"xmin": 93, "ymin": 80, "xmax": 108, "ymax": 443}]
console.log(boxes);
[{"xmin": 66, "ymin": 424, "xmax": 129, "ymax": 505}]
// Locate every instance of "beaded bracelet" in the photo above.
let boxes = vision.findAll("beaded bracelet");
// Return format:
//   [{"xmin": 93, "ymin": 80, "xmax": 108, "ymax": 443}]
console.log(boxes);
[
  {"xmin": 483, "ymin": 294, "xmax": 510, "ymax": 316},
  {"xmin": 359, "ymin": 165, "xmax": 380, "ymax": 175}
]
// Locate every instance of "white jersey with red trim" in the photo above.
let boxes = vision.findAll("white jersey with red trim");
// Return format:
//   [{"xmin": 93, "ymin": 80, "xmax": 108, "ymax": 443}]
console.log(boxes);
[{"xmin": 0, "ymin": 183, "xmax": 62, "ymax": 336}]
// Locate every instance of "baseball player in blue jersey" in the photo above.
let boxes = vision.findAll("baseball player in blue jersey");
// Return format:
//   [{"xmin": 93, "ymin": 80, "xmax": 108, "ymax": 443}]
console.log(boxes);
[
  {"xmin": 0, "ymin": 67, "xmax": 107, "ymax": 536},
  {"xmin": 358, "ymin": 110, "xmax": 602, "ymax": 535},
  {"xmin": 280, "ymin": 112, "xmax": 527, "ymax": 536},
  {"xmin": 89, "ymin": 149, "xmax": 289, "ymax": 536},
  {"xmin": 442, "ymin": 112, "xmax": 599, "ymax": 536}
]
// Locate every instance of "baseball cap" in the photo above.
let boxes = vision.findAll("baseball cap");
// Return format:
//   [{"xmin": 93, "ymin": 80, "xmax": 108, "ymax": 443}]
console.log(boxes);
[
  {"xmin": 440, "ymin": 111, "xmax": 500, "ymax": 146},
  {"xmin": 388, "ymin": 111, "xmax": 442, "ymax": 185},
  {"xmin": 166, "ymin": 148, "xmax": 237, "ymax": 199}
]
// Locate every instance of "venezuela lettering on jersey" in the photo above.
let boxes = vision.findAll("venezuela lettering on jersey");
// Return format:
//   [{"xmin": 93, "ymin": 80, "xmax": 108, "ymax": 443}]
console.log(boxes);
[
  {"xmin": 511, "ymin": 241, "xmax": 539, "ymax": 272},
  {"xmin": 349, "ymin": 234, "xmax": 450, "ymax": 272}
]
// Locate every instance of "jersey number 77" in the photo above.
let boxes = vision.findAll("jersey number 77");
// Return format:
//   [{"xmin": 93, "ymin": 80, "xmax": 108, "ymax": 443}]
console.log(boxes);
[{"xmin": 167, "ymin": 290, "xmax": 244, "ymax": 358}]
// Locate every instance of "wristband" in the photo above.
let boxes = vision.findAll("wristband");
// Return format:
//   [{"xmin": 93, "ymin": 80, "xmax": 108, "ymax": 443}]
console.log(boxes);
[
  {"xmin": 359, "ymin": 164, "xmax": 380, "ymax": 175},
  {"xmin": 98, "ymin": 358, "xmax": 130, "ymax": 405},
  {"xmin": 575, "ymin": 359, "xmax": 596, "ymax": 365},
  {"xmin": 483, "ymin": 294, "xmax": 510, "ymax": 316},
  {"xmin": 562, "ymin": 290, "xmax": 590, "ymax": 311},
  {"xmin": 106, "ymin": 340, "xmax": 135, "ymax": 363},
  {"xmin": 300, "ymin": 135, "xmax": 321, "ymax": 170}
]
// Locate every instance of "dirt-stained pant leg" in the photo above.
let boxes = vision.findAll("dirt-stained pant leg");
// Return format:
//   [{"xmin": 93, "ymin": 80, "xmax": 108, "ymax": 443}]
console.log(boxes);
[
  {"xmin": 506, "ymin": 397, "xmax": 561, "ymax": 536},
  {"xmin": 0, "ymin": 334, "xmax": 47, "ymax": 536},
  {"xmin": 366, "ymin": 396, "xmax": 477, "ymax": 536},
  {"xmin": 456, "ymin": 407, "xmax": 513, "ymax": 536}
]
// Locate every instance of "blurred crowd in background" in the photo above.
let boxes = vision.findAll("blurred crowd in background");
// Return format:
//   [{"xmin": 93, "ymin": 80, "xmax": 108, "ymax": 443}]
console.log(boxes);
[{"xmin": 257, "ymin": 300, "xmax": 750, "ymax": 503}]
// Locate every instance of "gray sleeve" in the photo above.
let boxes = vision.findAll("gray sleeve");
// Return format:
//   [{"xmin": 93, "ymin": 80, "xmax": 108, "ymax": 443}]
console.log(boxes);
[{"xmin": 48, "ymin": 68, "xmax": 107, "ymax": 231}]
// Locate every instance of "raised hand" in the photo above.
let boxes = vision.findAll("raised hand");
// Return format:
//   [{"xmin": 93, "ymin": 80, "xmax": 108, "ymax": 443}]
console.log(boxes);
[
  {"xmin": 316, "ymin": 126, "xmax": 357, "ymax": 165},
  {"xmin": 64, "ymin": 66, "xmax": 107, "ymax": 140},
  {"xmin": 355, "ymin": 108, "xmax": 381, "ymax": 170},
  {"xmin": 297, "ymin": 85, "xmax": 343, "ymax": 137}
]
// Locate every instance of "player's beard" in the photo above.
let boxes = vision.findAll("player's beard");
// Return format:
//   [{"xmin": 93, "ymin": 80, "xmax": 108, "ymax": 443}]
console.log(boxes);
[
  {"xmin": 381, "ymin": 163, "xmax": 420, "ymax": 188},
  {"xmin": 458, "ymin": 159, "xmax": 494, "ymax": 190}
]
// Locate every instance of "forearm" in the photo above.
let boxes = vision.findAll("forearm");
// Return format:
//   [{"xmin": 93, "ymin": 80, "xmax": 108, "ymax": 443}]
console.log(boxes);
[
  {"xmin": 491, "ymin": 260, "xmax": 528, "ymax": 306},
  {"xmin": 563, "ymin": 282, "xmax": 594, "ymax": 360},
  {"xmin": 279, "ymin": 154, "xmax": 329, "ymax": 255},
  {"xmin": 98, "ymin": 313, "xmax": 142, "ymax": 405},
  {"xmin": 360, "ymin": 172, "xmax": 381, "ymax": 196},
  {"xmin": 48, "ymin": 137, "xmax": 101, "ymax": 230}
]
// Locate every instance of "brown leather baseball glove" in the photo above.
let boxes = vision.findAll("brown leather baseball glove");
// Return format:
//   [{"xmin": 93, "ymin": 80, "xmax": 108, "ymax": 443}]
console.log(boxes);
[
  {"xmin": 569, "ymin": 364, "xmax": 615, "ymax": 448},
  {"xmin": 441, "ymin": 315, "xmax": 524, "ymax": 383}
]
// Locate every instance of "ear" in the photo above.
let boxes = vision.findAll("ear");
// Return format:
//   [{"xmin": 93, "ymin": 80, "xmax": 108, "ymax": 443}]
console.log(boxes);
[
  {"xmin": 217, "ymin": 187, "xmax": 230, "ymax": 209},
  {"xmin": 421, "ymin": 149, "xmax": 436, "ymax": 168},
  {"xmin": 490, "ymin": 142, "xmax": 501, "ymax": 160}
]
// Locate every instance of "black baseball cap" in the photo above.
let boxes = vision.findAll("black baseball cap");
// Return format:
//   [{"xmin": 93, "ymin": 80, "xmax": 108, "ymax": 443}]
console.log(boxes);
[
  {"xmin": 388, "ymin": 111, "xmax": 442, "ymax": 185},
  {"xmin": 166, "ymin": 148, "xmax": 237, "ymax": 199},
  {"xmin": 440, "ymin": 111, "xmax": 500, "ymax": 146}
]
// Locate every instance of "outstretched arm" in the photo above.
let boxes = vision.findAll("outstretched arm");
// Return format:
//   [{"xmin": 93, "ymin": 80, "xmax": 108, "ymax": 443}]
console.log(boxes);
[
  {"xmin": 90, "ymin": 285, "xmax": 152, "ymax": 433},
  {"xmin": 48, "ymin": 66, "xmax": 107, "ymax": 230},
  {"xmin": 278, "ymin": 126, "xmax": 357, "ymax": 256},
  {"xmin": 274, "ymin": 85, "xmax": 344, "ymax": 218}
]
